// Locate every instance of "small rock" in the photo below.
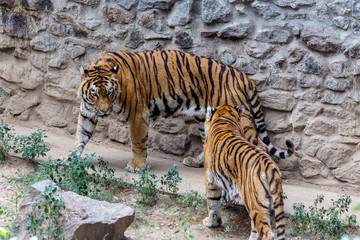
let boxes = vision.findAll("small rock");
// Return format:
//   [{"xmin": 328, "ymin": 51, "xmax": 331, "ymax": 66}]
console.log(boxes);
[
  {"xmin": 115, "ymin": 0, "xmax": 138, "ymax": 10},
  {"xmin": 69, "ymin": 0, "xmax": 100, "ymax": 6},
  {"xmin": 104, "ymin": 6, "xmax": 134, "ymax": 24},
  {"xmin": 301, "ymin": 27, "xmax": 343, "ymax": 53},
  {"xmin": 332, "ymin": 16, "xmax": 349, "ymax": 30},
  {"xmin": 109, "ymin": 122, "xmax": 129, "ymax": 144},
  {"xmin": 347, "ymin": 43, "xmax": 360, "ymax": 58},
  {"xmin": 167, "ymin": 0, "xmax": 193, "ymax": 27},
  {"xmin": 30, "ymin": 34, "xmax": 60, "ymax": 52},
  {"xmin": 125, "ymin": 30, "xmax": 144, "ymax": 49},
  {"xmin": 246, "ymin": 42, "xmax": 275, "ymax": 59},
  {"xmin": 273, "ymin": 0, "xmax": 315, "ymax": 9},
  {"xmin": 259, "ymin": 89, "xmax": 296, "ymax": 112},
  {"xmin": 217, "ymin": 21, "xmax": 254, "ymax": 39},
  {"xmin": 299, "ymin": 157, "xmax": 328, "ymax": 178},
  {"xmin": 304, "ymin": 117, "xmax": 337, "ymax": 136},
  {"xmin": 139, "ymin": 0, "xmax": 176, "ymax": 10},
  {"xmin": 202, "ymin": 0, "xmax": 231, "ymax": 24},
  {"xmin": 251, "ymin": 1, "xmax": 283, "ymax": 19},
  {"xmin": 175, "ymin": 31, "xmax": 193, "ymax": 49},
  {"xmin": 255, "ymin": 26, "xmax": 292, "ymax": 44},
  {"xmin": 324, "ymin": 77, "xmax": 352, "ymax": 92},
  {"xmin": 233, "ymin": 57, "xmax": 259, "ymax": 75}
]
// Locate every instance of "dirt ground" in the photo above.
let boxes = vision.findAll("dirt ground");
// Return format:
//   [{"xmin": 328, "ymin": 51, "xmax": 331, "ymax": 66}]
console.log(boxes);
[{"xmin": 1, "ymin": 117, "xmax": 360, "ymax": 239}]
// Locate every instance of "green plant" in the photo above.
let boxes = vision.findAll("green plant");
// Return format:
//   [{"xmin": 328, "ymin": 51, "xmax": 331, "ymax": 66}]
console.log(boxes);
[
  {"xmin": 174, "ymin": 211, "xmax": 195, "ymax": 240},
  {"xmin": 133, "ymin": 166, "xmax": 158, "ymax": 205},
  {"xmin": 13, "ymin": 130, "xmax": 50, "ymax": 162},
  {"xmin": 26, "ymin": 182, "xmax": 66, "ymax": 240},
  {"xmin": 160, "ymin": 164, "xmax": 182, "ymax": 194},
  {"xmin": 0, "ymin": 120, "xmax": 14, "ymax": 162},
  {"xmin": 40, "ymin": 151, "xmax": 115, "ymax": 197},
  {"xmin": 0, "ymin": 205, "xmax": 15, "ymax": 240},
  {"xmin": 290, "ymin": 194, "xmax": 357, "ymax": 239},
  {"xmin": 177, "ymin": 190, "xmax": 206, "ymax": 211}
]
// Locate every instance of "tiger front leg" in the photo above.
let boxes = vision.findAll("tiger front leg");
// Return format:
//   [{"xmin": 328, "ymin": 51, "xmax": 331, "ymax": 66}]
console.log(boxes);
[
  {"xmin": 63, "ymin": 113, "xmax": 97, "ymax": 159},
  {"xmin": 203, "ymin": 174, "xmax": 222, "ymax": 228},
  {"xmin": 125, "ymin": 113, "xmax": 149, "ymax": 173}
]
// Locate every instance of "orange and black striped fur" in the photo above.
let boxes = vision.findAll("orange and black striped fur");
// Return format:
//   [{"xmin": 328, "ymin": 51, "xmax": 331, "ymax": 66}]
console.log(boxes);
[
  {"xmin": 203, "ymin": 105, "xmax": 286, "ymax": 240},
  {"xmin": 72, "ymin": 50, "xmax": 294, "ymax": 173}
]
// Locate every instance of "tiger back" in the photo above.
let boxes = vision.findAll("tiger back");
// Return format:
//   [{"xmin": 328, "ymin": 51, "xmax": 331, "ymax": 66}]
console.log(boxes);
[{"xmin": 203, "ymin": 105, "xmax": 285, "ymax": 240}]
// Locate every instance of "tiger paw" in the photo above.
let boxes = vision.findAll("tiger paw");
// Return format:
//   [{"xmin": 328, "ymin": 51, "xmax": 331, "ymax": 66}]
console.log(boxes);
[
  {"xmin": 182, "ymin": 156, "xmax": 203, "ymax": 168},
  {"xmin": 125, "ymin": 162, "xmax": 146, "ymax": 173},
  {"xmin": 203, "ymin": 215, "xmax": 221, "ymax": 228}
]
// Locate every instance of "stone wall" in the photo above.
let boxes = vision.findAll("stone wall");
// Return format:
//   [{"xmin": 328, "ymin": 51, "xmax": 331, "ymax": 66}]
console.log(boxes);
[{"xmin": 0, "ymin": 0, "xmax": 359, "ymax": 187}]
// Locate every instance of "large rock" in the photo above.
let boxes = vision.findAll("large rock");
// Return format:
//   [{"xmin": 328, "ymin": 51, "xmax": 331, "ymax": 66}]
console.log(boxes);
[
  {"xmin": 316, "ymin": 143, "xmax": 353, "ymax": 169},
  {"xmin": 30, "ymin": 34, "xmax": 61, "ymax": 52},
  {"xmin": 273, "ymin": 0, "xmax": 315, "ymax": 9},
  {"xmin": 217, "ymin": 21, "xmax": 254, "ymax": 39},
  {"xmin": 251, "ymin": 1, "xmax": 283, "ymax": 19},
  {"xmin": 15, "ymin": 180, "xmax": 134, "ymax": 240}
]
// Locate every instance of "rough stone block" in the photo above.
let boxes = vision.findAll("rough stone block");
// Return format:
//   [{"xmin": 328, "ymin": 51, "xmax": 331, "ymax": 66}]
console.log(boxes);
[
  {"xmin": 233, "ymin": 57, "xmax": 259, "ymax": 75},
  {"xmin": 217, "ymin": 21, "xmax": 253, "ymax": 39},
  {"xmin": 321, "ymin": 90, "xmax": 347, "ymax": 105},
  {"xmin": 175, "ymin": 31, "xmax": 193, "ymax": 49},
  {"xmin": 139, "ymin": 0, "xmax": 176, "ymax": 10},
  {"xmin": 8, "ymin": 93, "xmax": 40, "ymax": 116},
  {"xmin": 332, "ymin": 16, "xmax": 350, "ymax": 30},
  {"xmin": 104, "ymin": 6, "xmax": 135, "ymax": 24},
  {"xmin": 69, "ymin": 0, "xmax": 100, "ymax": 6},
  {"xmin": 159, "ymin": 134, "xmax": 189, "ymax": 155},
  {"xmin": 259, "ymin": 89, "xmax": 295, "ymax": 111},
  {"xmin": 304, "ymin": 118, "xmax": 337, "ymax": 136},
  {"xmin": 202, "ymin": 0, "xmax": 231, "ymax": 24},
  {"xmin": 316, "ymin": 143, "xmax": 353, "ymax": 169},
  {"xmin": 347, "ymin": 43, "xmax": 360, "ymax": 58},
  {"xmin": 301, "ymin": 27, "xmax": 343, "ymax": 53},
  {"xmin": 167, "ymin": 0, "xmax": 193, "ymax": 27},
  {"xmin": 352, "ymin": 0, "xmax": 360, "ymax": 19},
  {"xmin": 287, "ymin": 47, "xmax": 306, "ymax": 64},
  {"xmin": 138, "ymin": 10, "xmax": 162, "ymax": 30},
  {"xmin": 2, "ymin": 10, "xmax": 29, "ymax": 39},
  {"xmin": 298, "ymin": 57, "xmax": 321, "ymax": 74},
  {"xmin": 251, "ymin": 1, "xmax": 283, "ymax": 19},
  {"xmin": 116, "ymin": 0, "xmax": 138, "ymax": 10},
  {"xmin": 255, "ymin": 26, "xmax": 292, "ymax": 44},
  {"xmin": 324, "ymin": 77, "xmax": 352, "ymax": 92},
  {"xmin": 30, "ymin": 34, "xmax": 61, "ymax": 52},
  {"xmin": 125, "ymin": 30, "xmax": 144, "ymax": 49},
  {"xmin": 245, "ymin": 42, "xmax": 275, "ymax": 59},
  {"xmin": 22, "ymin": 0, "xmax": 52, "ymax": 10},
  {"xmin": 299, "ymin": 157, "xmax": 328, "ymax": 178},
  {"xmin": 273, "ymin": 0, "xmax": 315, "ymax": 9},
  {"xmin": 269, "ymin": 74, "xmax": 297, "ymax": 91},
  {"xmin": 109, "ymin": 121, "xmax": 129, "ymax": 144}
]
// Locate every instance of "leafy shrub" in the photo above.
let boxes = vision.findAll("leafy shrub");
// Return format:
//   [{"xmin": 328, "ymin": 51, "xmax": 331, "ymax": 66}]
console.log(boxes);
[
  {"xmin": 0, "ymin": 206, "xmax": 15, "ymax": 240},
  {"xmin": 40, "ymin": 151, "xmax": 115, "ymax": 197},
  {"xmin": 26, "ymin": 183, "xmax": 66, "ymax": 240},
  {"xmin": 0, "ymin": 120, "xmax": 14, "ymax": 162},
  {"xmin": 177, "ymin": 190, "xmax": 206, "ymax": 211},
  {"xmin": 13, "ymin": 130, "xmax": 50, "ymax": 162},
  {"xmin": 290, "ymin": 194, "xmax": 357, "ymax": 239},
  {"xmin": 160, "ymin": 164, "xmax": 182, "ymax": 194},
  {"xmin": 133, "ymin": 166, "xmax": 158, "ymax": 205}
]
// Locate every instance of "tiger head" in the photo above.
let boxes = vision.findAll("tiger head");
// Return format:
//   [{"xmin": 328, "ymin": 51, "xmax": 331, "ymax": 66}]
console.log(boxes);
[
  {"xmin": 78, "ymin": 63, "xmax": 120, "ymax": 118},
  {"xmin": 205, "ymin": 105, "xmax": 245, "ymax": 137}
]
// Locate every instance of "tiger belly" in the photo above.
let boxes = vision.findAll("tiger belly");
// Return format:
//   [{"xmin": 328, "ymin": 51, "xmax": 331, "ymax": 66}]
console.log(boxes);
[
  {"xmin": 147, "ymin": 97, "xmax": 206, "ymax": 118},
  {"xmin": 207, "ymin": 171, "xmax": 241, "ymax": 204}
]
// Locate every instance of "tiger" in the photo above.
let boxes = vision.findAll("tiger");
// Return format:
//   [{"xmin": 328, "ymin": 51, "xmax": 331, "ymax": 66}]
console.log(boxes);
[
  {"xmin": 203, "ymin": 105, "xmax": 287, "ymax": 240},
  {"xmin": 72, "ymin": 49, "xmax": 294, "ymax": 173}
]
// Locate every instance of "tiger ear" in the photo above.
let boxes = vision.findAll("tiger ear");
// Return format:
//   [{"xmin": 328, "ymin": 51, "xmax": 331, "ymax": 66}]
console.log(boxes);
[
  {"xmin": 111, "ymin": 66, "xmax": 119, "ymax": 74},
  {"xmin": 235, "ymin": 105, "xmax": 245, "ymax": 115},
  {"xmin": 80, "ymin": 66, "xmax": 89, "ymax": 79},
  {"xmin": 206, "ymin": 106, "xmax": 216, "ymax": 121}
]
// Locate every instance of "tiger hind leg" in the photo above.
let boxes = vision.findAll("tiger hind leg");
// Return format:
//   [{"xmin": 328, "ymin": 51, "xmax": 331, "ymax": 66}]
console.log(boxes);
[
  {"xmin": 125, "ymin": 113, "xmax": 149, "ymax": 173},
  {"xmin": 203, "ymin": 174, "xmax": 222, "ymax": 228},
  {"xmin": 183, "ymin": 119, "xmax": 205, "ymax": 168}
]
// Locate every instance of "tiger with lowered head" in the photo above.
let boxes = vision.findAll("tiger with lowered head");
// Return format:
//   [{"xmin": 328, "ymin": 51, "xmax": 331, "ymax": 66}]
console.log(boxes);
[
  {"xmin": 72, "ymin": 49, "xmax": 294, "ymax": 173},
  {"xmin": 203, "ymin": 105, "xmax": 287, "ymax": 240}
]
